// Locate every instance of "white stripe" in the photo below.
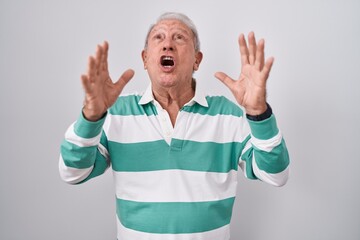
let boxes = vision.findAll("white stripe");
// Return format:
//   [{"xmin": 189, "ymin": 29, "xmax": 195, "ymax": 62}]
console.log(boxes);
[
  {"xmin": 65, "ymin": 122, "xmax": 101, "ymax": 147},
  {"xmin": 238, "ymin": 161, "xmax": 247, "ymax": 178},
  {"xmin": 116, "ymin": 217, "xmax": 230, "ymax": 240},
  {"xmin": 113, "ymin": 169, "xmax": 238, "ymax": 202},
  {"xmin": 241, "ymin": 138, "xmax": 252, "ymax": 155},
  {"xmin": 178, "ymin": 112, "xmax": 248, "ymax": 143},
  {"xmin": 98, "ymin": 143, "xmax": 110, "ymax": 165},
  {"xmin": 58, "ymin": 155, "xmax": 93, "ymax": 184},
  {"xmin": 251, "ymin": 131, "xmax": 283, "ymax": 152},
  {"xmin": 252, "ymin": 155, "xmax": 289, "ymax": 187},
  {"xmin": 238, "ymin": 137, "xmax": 252, "ymax": 178},
  {"xmin": 104, "ymin": 114, "xmax": 163, "ymax": 143},
  {"xmin": 105, "ymin": 113, "xmax": 249, "ymax": 144}
]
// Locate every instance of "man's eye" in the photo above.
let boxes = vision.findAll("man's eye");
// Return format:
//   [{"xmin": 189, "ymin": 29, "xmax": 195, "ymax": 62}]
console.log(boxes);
[
  {"xmin": 154, "ymin": 34, "xmax": 163, "ymax": 40},
  {"xmin": 175, "ymin": 34, "xmax": 183, "ymax": 40}
]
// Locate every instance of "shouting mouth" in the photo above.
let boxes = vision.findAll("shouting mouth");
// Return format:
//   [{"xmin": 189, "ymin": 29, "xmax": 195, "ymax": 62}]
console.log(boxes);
[{"xmin": 160, "ymin": 55, "xmax": 175, "ymax": 72}]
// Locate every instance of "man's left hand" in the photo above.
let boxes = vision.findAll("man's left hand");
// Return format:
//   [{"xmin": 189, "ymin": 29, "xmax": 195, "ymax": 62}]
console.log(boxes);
[{"xmin": 215, "ymin": 32, "xmax": 274, "ymax": 115}]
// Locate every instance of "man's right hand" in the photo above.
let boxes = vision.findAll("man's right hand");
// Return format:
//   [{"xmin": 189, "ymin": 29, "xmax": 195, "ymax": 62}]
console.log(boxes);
[{"xmin": 81, "ymin": 41, "xmax": 134, "ymax": 121}]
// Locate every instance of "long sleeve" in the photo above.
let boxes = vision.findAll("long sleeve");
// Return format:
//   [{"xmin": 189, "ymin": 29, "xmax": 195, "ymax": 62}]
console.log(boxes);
[
  {"xmin": 59, "ymin": 112, "xmax": 110, "ymax": 184},
  {"xmin": 239, "ymin": 114, "xmax": 290, "ymax": 187}
]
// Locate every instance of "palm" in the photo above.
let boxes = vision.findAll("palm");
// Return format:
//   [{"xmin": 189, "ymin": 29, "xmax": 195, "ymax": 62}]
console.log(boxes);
[
  {"xmin": 215, "ymin": 32, "xmax": 274, "ymax": 115},
  {"xmin": 83, "ymin": 70, "xmax": 119, "ymax": 113},
  {"xmin": 81, "ymin": 42, "xmax": 134, "ymax": 121}
]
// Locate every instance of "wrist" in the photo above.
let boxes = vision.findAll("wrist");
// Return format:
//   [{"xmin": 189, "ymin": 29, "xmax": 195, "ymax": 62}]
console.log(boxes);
[
  {"xmin": 74, "ymin": 110, "xmax": 107, "ymax": 138},
  {"xmin": 82, "ymin": 107, "xmax": 107, "ymax": 122},
  {"xmin": 246, "ymin": 103, "xmax": 272, "ymax": 121}
]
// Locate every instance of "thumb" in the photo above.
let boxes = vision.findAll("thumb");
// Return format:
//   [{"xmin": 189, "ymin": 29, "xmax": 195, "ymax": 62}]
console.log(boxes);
[
  {"xmin": 114, "ymin": 69, "xmax": 135, "ymax": 91},
  {"xmin": 214, "ymin": 72, "xmax": 234, "ymax": 89}
]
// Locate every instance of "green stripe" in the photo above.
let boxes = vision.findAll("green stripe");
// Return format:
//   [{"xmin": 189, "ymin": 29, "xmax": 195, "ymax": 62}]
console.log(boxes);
[
  {"xmin": 254, "ymin": 139, "xmax": 290, "ymax": 173},
  {"xmin": 109, "ymin": 95, "xmax": 157, "ymax": 116},
  {"xmin": 61, "ymin": 139, "xmax": 110, "ymax": 183},
  {"xmin": 110, "ymin": 139, "xmax": 242, "ymax": 173},
  {"xmin": 182, "ymin": 96, "xmax": 243, "ymax": 117},
  {"xmin": 78, "ymin": 150, "xmax": 109, "ymax": 183},
  {"xmin": 60, "ymin": 140, "xmax": 96, "ymax": 168},
  {"xmin": 248, "ymin": 114, "xmax": 279, "ymax": 140},
  {"xmin": 74, "ymin": 112, "xmax": 106, "ymax": 138},
  {"xmin": 116, "ymin": 197, "xmax": 235, "ymax": 234},
  {"xmin": 239, "ymin": 136, "xmax": 258, "ymax": 180},
  {"xmin": 100, "ymin": 131, "xmax": 109, "ymax": 150}
]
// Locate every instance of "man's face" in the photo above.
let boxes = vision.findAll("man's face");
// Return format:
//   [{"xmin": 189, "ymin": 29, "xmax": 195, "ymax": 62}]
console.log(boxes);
[{"xmin": 142, "ymin": 19, "xmax": 202, "ymax": 89}]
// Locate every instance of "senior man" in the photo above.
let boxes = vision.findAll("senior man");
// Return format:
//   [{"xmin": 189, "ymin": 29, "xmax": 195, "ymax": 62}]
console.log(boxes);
[{"xmin": 60, "ymin": 12, "xmax": 290, "ymax": 240}]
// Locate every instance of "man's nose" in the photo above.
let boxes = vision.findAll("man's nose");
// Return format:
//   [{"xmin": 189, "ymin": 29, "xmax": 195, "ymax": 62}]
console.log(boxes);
[
  {"xmin": 162, "ymin": 38, "xmax": 174, "ymax": 51},
  {"xmin": 162, "ymin": 46, "xmax": 174, "ymax": 51}
]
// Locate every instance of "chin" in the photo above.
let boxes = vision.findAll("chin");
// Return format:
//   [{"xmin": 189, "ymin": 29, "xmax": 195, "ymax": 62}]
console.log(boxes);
[{"xmin": 155, "ymin": 75, "xmax": 179, "ymax": 88}]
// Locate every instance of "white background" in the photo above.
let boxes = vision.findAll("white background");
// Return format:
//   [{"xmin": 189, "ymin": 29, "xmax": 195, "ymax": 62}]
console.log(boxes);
[{"xmin": 1, "ymin": 0, "xmax": 359, "ymax": 239}]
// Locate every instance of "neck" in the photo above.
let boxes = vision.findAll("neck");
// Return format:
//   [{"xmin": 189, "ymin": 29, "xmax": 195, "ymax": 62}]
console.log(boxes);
[
  {"xmin": 152, "ymin": 79, "xmax": 196, "ymax": 127},
  {"xmin": 152, "ymin": 79, "xmax": 196, "ymax": 110}
]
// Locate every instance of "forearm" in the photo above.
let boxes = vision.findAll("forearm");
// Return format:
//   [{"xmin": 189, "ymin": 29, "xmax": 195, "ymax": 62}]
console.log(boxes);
[
  {"xmin": 59, "ymin": 112, "xmax": 110, "ymax": 184},
  {"xmin": 240, "ymin": 114, "xmax": 290, "ymax": 186}
]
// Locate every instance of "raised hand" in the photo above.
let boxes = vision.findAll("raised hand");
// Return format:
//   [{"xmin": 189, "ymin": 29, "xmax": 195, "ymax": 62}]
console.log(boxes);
[
  {"xmin": 81, "ymin": 41, "xmax": 134, "ymax": 121},
  {"xmin": 215, "ymin": 32, "xmax": 274, "ymax": 115}
]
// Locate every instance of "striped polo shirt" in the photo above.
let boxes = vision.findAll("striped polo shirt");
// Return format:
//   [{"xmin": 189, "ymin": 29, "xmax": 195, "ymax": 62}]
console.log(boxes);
[{"xmin": 59, "ymin": 84, "xmax": 290, "ymax": 240}]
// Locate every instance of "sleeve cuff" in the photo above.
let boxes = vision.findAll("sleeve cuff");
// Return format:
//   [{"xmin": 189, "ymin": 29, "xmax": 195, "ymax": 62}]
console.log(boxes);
[
  {"xmin": 73, "ymin": 111, "xmax": 107, "ymax": 138},
  {"xmin": 248, "ymin": 114, "xmax": 279, "ymax": 140}
]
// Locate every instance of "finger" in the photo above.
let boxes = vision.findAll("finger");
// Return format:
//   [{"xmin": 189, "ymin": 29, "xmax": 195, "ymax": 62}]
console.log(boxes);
[
  {"xmin": 95, "ymin": 44, "xmax": 103, "ymax": 70},
  {"xmin": 100, "ymin": 41, "xmax": 109, "ymax": 71},
  {"xmin": 261, "ymin": 57, "xmax": 274, "ymax": 81},
  {"xmin": 248, "ymin": 32, "xmax": 256, "ymax": 65},
  {"xmin": 239, "ymin": 34, "xmax": 249, "ymax": 65},
  {"xmin": 255, "ymin": 39, "xmax": 265, "ymax": 71},
  {"xmin": 81, "ymin": 74, "xmax": 92, "ymax": 94},
  {"xmin": 87, "ymin": 56, "xmax": 96, "ymax": 82},
  {"xmin": 114, "ymin": 69, "xmax": 135, "ymax": 92},
  {"xmin": 214, "ymin": 72, "xmax": 235, "ymax": 90}
]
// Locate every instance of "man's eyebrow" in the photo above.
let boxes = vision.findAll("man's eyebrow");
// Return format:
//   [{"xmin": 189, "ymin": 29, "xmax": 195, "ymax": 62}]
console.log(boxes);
[
  {"xmin": 150, "ymin": 26, "xmax": 192, "ymax": 36},
  {"xmin": 175, "ymin": 28, "xmax": 192, "ymax": 36}
]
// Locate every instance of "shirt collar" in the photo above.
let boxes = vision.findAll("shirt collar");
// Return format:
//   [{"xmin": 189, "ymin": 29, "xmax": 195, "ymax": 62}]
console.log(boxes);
[
  {"xmin": 138, "ymin": 81, "xmax": 208, "ymax": 108},
  {"xmin": 138, "ymin": 84, "xmax": 154, "ymax": 105}
]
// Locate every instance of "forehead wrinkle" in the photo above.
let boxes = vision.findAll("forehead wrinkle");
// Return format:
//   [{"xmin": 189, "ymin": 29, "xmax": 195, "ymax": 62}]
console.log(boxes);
[{"xmin": 150, "ymin": 21, "xmax": 193, "ymax": 37}]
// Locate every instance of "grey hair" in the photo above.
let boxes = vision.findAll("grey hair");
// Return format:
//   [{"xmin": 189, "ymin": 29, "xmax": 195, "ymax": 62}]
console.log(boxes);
[{"xmin": 144, "ymin": 12, "xmax": 201, "ymax": 52}]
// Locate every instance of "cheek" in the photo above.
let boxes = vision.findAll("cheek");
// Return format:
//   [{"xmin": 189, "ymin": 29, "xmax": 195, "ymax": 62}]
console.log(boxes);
[
  {"xmin": 180, "ymin": 50, "xmax": 196, "ymax": 63},
  {"xmin": 147, "ymin": 54, "xmax": 159, "ymax": 66}
]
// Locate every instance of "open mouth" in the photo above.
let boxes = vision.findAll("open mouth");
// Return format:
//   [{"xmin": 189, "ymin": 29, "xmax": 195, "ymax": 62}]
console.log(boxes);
[{"xmin": 161, "ymin": 56, "xmax": 175, "ymax": 68}]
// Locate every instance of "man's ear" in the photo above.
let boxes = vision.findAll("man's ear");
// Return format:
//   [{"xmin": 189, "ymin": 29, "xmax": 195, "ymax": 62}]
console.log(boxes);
[
  {"xmin": 193, "ymin": 51, "xmax": 203, "ymax": 71},
  {"xmin": 141, "ymin": 50, "xmax": 147, "ymax": 69}
]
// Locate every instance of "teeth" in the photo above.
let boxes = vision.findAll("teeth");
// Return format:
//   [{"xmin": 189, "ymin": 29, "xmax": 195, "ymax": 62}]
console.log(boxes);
[{"xmin": 161, "ymin": 56, "xmax": 174, "ymax": 67}]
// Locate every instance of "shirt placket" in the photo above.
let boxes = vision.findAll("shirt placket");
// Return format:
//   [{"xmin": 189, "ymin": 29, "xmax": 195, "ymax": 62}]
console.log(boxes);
[{"xmin": 154, "ymin": 101, "xmax": 174, "ymax": 145}]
